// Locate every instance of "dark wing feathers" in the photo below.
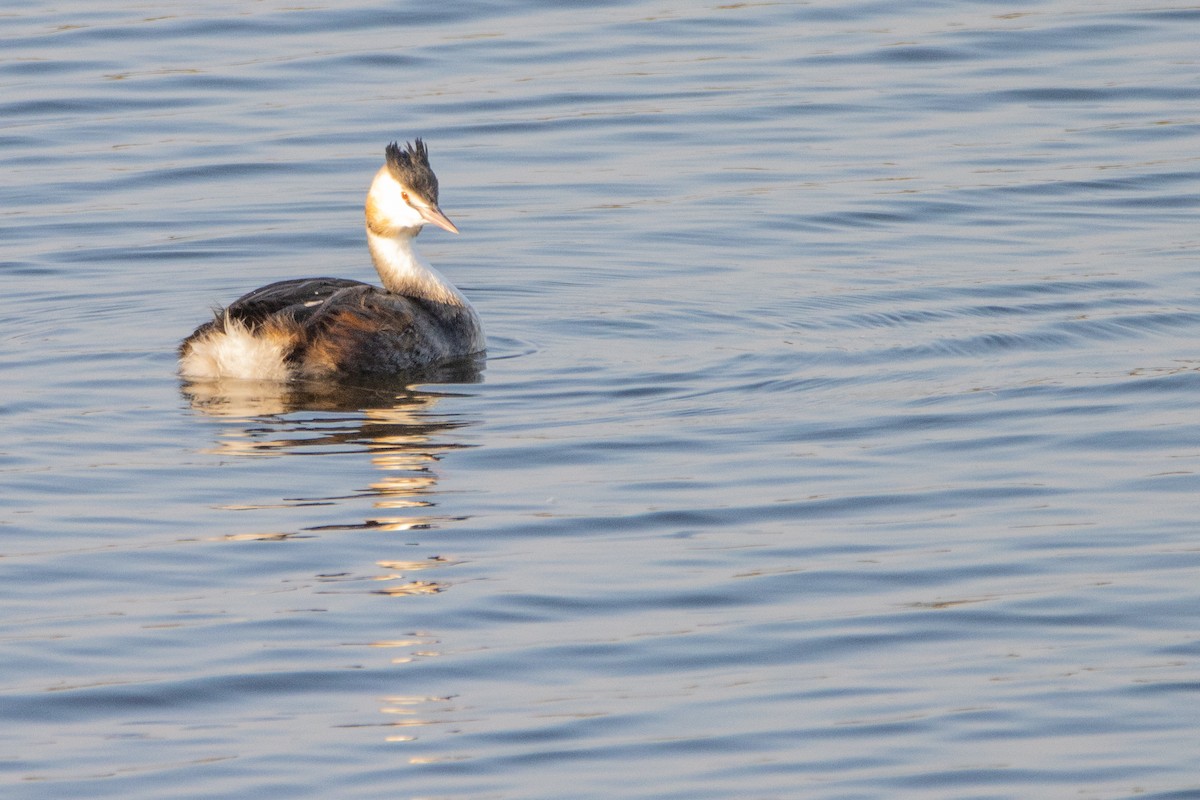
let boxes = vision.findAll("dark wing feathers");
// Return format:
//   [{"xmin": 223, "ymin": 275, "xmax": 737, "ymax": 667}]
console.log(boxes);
[
  {"xmin": 297, "ymin": 289, "xmax": 478, "ymax": 375},
  {"xmin": 180, "ymin": 278, "xmax": 369, "ymax": 356},
  {"xmin": 222, "ymin": 277, "xmax": 370, "ymax": 328},
  {"xmin": 182, "ymin": 277, "xmax": 479, "ymax": 377}
]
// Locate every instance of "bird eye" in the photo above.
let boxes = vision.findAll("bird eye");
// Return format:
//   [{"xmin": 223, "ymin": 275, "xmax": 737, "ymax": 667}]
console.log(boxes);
[{"xmin": 401, "ymin": 191, "xmax": 410, "ymax": 203}]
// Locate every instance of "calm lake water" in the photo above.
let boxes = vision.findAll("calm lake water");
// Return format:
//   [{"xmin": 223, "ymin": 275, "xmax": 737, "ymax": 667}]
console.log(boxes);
[{"xmin": 3, "ymin": 1, "xmax": 1200, "ymax": 798}]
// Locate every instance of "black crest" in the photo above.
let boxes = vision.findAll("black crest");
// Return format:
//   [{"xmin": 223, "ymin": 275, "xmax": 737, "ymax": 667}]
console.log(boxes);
[{"xmin": 384, "ymin": 139, "xmax": 439, "ymax": 204}]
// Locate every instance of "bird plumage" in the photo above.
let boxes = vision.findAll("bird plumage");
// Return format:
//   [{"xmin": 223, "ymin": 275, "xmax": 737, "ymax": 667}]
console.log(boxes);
[{"xmin": 179, "ymin": 140, "xmax": 483, "ymax": 381}]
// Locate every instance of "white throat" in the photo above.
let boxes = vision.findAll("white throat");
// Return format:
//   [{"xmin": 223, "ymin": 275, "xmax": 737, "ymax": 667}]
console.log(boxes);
[{"xmin": 367, "ymin": 227, "xmax": 470, "ymax": 308}]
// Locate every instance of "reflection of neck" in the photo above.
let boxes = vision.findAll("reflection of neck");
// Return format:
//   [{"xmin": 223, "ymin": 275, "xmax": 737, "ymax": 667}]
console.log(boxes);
[{"xmin": 367, "ymin": 228, "xmax": 469, "ymax": 307}]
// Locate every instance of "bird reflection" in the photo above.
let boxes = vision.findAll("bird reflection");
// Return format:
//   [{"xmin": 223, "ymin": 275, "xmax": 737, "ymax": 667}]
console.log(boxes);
[
  {"xmin": 181, "ymin": 360, "xmax": 483, "ymax": 744},
  {"xmin": 180, "ymin": 354, "xmax": 483, "ymax": 535},
  {"xmin": 180, "ymin": 355, "xmax": 484, "ymax": 419}
]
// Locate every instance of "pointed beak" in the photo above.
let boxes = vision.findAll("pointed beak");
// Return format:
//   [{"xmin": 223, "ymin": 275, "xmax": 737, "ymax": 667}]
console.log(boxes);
[{"xmin": 418, "ymin": 204, "xmax": 459, "ymax": 234}]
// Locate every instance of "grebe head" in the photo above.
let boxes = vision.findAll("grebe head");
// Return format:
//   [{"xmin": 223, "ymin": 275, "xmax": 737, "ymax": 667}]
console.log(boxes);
[{"xmin": 366, "ymin": 139, "xmax": 459, "ymax": 236}]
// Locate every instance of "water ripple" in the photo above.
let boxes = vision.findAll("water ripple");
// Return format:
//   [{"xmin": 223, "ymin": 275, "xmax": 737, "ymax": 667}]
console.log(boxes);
[{"xmin": 3, "ymin": 1, "xmax": 1200, "ymax": 798}]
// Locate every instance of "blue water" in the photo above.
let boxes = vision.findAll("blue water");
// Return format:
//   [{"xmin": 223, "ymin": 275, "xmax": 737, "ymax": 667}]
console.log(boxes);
[{"xmin": 3, "ymin": 2, "xmax": 1200, "ymax": 798}]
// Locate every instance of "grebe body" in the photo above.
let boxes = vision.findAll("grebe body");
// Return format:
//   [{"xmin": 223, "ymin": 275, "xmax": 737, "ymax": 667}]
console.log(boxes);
[{"xmin": 179, "ymin": 140, "xmax": 483, "ymax": 381}]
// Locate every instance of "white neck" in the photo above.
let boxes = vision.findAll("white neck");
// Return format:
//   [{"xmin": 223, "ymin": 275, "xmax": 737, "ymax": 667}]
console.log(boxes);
[{"xmin": 367, "ymin": 227, "xmax": 471, "ymax": 308}]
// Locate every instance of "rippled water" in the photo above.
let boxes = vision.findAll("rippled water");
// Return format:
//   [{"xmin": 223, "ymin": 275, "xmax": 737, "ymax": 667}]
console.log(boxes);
[{"xmin": 3, "ymin": 2, "xmax": 1200, "ymax": 797}]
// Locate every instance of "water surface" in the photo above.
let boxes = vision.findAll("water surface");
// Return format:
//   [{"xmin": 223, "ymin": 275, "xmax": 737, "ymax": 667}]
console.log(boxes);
[{"xmin": 3, "ymin": 2, "xmax": 1200, "ymax": 798}]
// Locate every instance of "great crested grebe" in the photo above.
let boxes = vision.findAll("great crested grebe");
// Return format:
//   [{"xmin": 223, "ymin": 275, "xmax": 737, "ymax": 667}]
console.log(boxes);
[{"xmin": 179, "ymin": 139, "xmax": 483, "ymax": 381}]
